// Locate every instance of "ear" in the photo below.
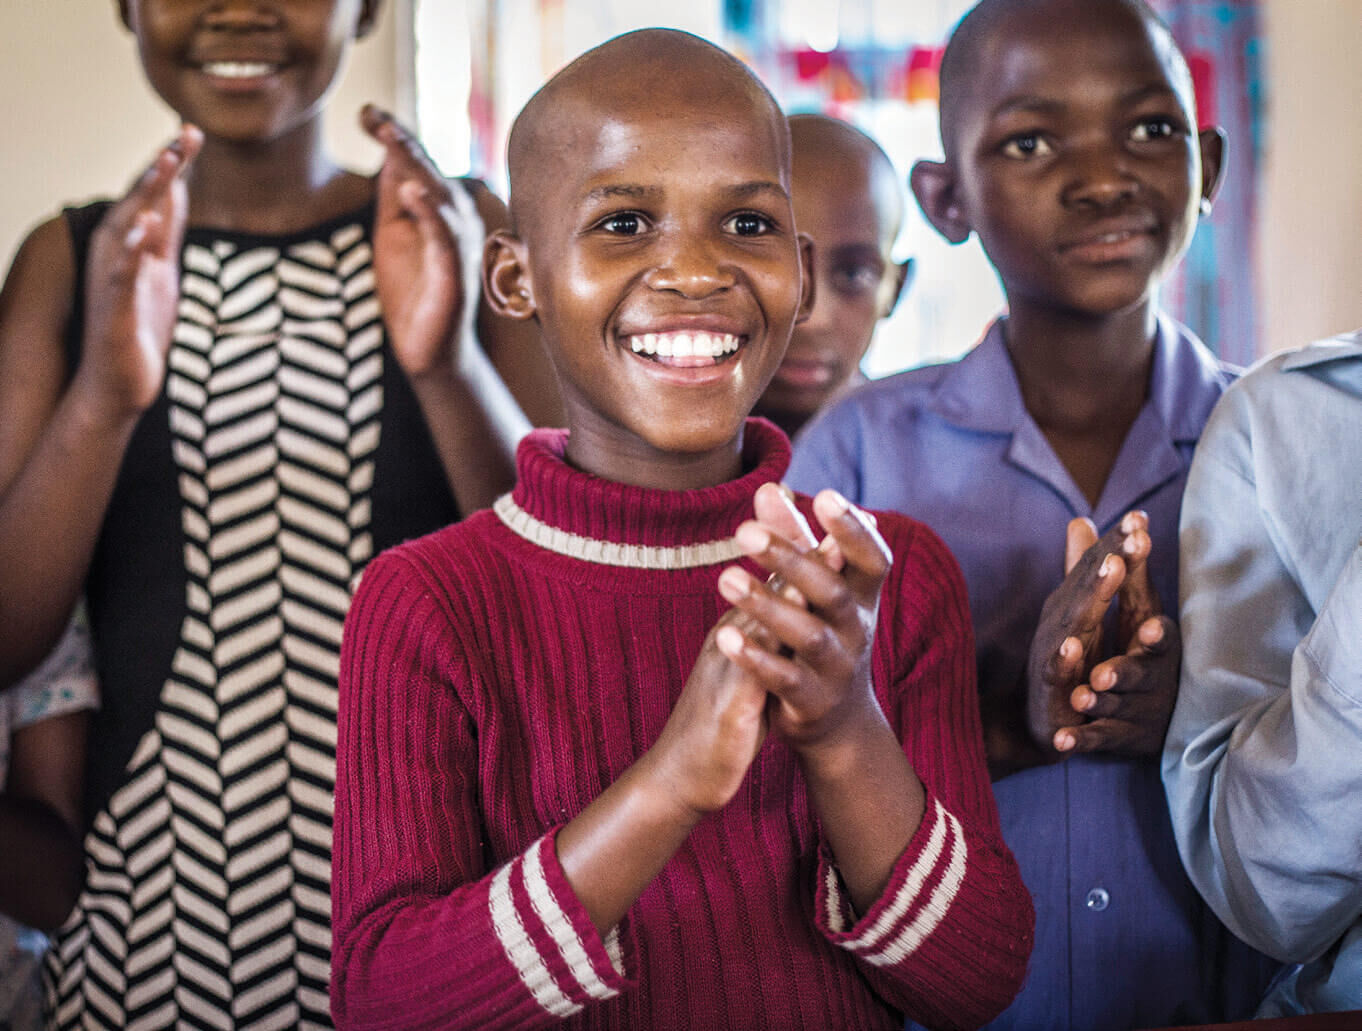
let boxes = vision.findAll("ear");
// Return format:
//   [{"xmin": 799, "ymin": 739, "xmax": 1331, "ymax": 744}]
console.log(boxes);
[
  {"xmin": 483, "ymin": 229, "xmax": 537, "ymax": 321},
  {"xmin": 1196, "ymin": 125, "xmax": 1227, "ymax": 210},
  {"xmin": 355, "ymin": 0, "xmax": 382, "ymax": 40},
  {"xmin": 794, "ymin": 232, "xmax": 816, "ymax": 325},
  {"xmin": 909, "ymin": 159, "xmax": 971, "ymax": 245},
  {"xmin": 879, "ymin": 257, "xmax": 915, "ymax": 319}
]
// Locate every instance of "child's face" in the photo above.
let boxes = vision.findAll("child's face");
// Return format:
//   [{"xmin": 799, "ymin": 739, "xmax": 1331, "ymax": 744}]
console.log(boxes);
[
  {"xmin": 120, "ymin": 0, "xmax": 374, "ymax": 145},
  {"xmin": 761, "ymin": 135, "xmax": 903, "ymax": 422},
  {"xmin": 516, "ymin": 92, "xmax": 811, "ymax": 478},
  {"xmin": 945, "ymin": 0, "xmax": 1213, "ymax": 318}
]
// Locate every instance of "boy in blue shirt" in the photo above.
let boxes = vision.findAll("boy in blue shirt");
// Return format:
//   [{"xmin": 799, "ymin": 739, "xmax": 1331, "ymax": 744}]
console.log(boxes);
[{"xmin": 791, "ymin": 0, "xmax": 1278, "ymax": 1026}]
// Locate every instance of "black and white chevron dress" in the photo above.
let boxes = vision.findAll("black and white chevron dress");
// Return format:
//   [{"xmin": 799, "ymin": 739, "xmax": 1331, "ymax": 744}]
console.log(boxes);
[{"xmin": 47, "ymin": 203, "xmax": 459, "ymax": 1030}]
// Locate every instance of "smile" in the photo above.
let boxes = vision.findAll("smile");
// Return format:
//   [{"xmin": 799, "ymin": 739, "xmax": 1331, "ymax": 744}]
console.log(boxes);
[
  {"xmin": 627, "ymin": 331, "xmax": 741, "ymax": 367},
  {"xmin": 200, "ymin": 61, "xmax": 279, "ymax": 79}
]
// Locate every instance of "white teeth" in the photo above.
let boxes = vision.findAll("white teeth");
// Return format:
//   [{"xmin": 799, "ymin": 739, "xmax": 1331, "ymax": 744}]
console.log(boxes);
[
  {"xmin": 202, "ymin": 61, "xmax": 275, "ymax": 78},
  {"xmin": 628, "ymin": 332, "xmax": 739, "ymax": 357}
]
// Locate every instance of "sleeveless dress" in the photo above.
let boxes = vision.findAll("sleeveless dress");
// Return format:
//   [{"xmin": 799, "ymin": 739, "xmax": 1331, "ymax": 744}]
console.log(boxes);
[{"xmin": 45, "ymin": 202, "xmax": 460, "ymax": 1031}]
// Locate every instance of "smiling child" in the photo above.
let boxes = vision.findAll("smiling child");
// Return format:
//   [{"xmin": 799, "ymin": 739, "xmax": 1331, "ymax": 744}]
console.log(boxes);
[
  {"xmin": 0, "ymin": 0, "xmax": 541, "ymax": 1026},
  {"xmin": 331, "ymin": 28, "xmax": 1032, "ymax": 1030},
  {"xmin": 790, "ymin": 0, "xmax": 1278, "ymax": 1027}
]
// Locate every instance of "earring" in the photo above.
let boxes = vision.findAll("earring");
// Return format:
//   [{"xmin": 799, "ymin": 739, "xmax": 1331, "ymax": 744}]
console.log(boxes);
[{"xmin": 1198, "ymin": 197, "xmax": 1212, "ymax": 218}]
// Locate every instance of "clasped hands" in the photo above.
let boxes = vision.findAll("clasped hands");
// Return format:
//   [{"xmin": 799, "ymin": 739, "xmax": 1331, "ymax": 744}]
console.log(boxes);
[{"xmin": 1026, "ymin": 511, "xmax": 1181, "ymax": 759}]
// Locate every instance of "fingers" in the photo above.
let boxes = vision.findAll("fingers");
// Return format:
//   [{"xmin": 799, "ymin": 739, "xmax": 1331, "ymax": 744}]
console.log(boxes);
[
  {"xmin": 363, "ymin": 104, "xmax": 447, "ymax": 190},
  {"xmin": 1055, "ymin": 615, "xmax": 1181, "ymax": 756},
  {"xmin": 752, "ymin": 482, "xmax": 817, "ymax": 553},
  {"xmin": 1114, "ymin": 510, "xmax": 1163, "ymax": 641},
  {"xmin": 1064, "ymin": 517, "xmax": 1098, "ymax": 574}
]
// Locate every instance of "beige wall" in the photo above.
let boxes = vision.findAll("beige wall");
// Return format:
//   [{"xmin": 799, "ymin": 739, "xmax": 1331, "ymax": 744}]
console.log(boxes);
[
  {"xmin": 1258, "ymin": 0, "xmax": 1362, "ymax": 354},
  {"xmin": 3, "ymin": 2, "xmax": 1360, "ymax": 359},
  {"xmin": 0, "ymin": 0, "xmax": 404, "ymax": 271}
]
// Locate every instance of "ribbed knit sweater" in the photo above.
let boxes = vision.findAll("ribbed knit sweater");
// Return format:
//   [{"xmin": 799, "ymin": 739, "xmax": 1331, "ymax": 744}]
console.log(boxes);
[{"xmin": 332, "ymin": 419, "xmax": 1033, "ymax": 1030}]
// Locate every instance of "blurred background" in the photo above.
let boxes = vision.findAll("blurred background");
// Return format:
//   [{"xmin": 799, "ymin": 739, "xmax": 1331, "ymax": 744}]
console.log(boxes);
[{"xmin": 4, "ymin": 0, "xmax": 1360, "ymax": 377}]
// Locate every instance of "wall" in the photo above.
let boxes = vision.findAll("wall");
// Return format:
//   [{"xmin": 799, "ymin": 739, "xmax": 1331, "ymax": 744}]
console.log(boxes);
[
  {"xmin": 0, "ymin": 0, "xmax": 403, "ymax": 272},
  {"xmin": 2, "ymin": 1, "xmax": 1360, "ymax": 359},
  {"xmin": 1258, "ymin": 0, "xmax": 1362, "ymax": 354}
]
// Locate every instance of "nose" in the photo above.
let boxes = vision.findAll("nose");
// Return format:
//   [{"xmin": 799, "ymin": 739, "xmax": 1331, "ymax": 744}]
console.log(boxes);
[
  {"xmin": 642, "ymin": 232, "xmax": 737, "ymax": 298},
  {"xmin": 202, "ymin": 0, "xmax": 282, "ymax": 30},
  {"xmin": 1062, "ymin": 142, "xmax": 1138, "ymax": 210}
]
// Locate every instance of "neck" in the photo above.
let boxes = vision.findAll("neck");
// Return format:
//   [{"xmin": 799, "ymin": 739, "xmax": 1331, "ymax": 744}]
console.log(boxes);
[
  {"xmin": 185, "ymin": 120, "xmax": 369, "ymax": 234},
  {"xmin": 1003, "ymin": 301, "xmax": 1157, "ymax": 432},
  {"xmin": 563, "ymin": 421, "xmax": 747, "ymax": 492}
]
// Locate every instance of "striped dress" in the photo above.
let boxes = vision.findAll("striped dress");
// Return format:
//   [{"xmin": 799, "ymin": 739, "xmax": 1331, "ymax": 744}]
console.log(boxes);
[{"xmin": 46, "ymin": 203, "xmax": 459, "ymax": 1031}]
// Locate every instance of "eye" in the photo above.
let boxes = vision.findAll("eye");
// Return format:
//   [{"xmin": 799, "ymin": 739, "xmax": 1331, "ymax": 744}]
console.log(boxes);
[
  {"xmin": 1001, "ymin": 133, "xmax": 1053, "ymax": 159},
  {"xmin": 597, "ymin": 212, "xmax": 648, "ymax": 235},
  {"xmin": 829, "ymin": 262, "xmax": 882, "ymax": 297},
  {"xmin": 1130, "ymin": 117, "xmax": 1182, "ymax": 142},
  {"xmin": 724, "ymin": 212, "xmax": 775, "ymax": 237}
]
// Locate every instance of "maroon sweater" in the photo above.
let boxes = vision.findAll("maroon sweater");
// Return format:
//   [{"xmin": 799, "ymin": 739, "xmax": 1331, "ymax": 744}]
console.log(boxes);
[{"xmin": 332, "ymin": 420, "xmax": 1033, "ymax": 1030}]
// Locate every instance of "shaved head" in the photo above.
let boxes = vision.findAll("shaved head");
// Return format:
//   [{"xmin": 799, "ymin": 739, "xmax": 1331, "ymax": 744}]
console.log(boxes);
[
  {"xmin": 506, "ymin": 29, "xmax": 788, "ymax": 239},
  {"xmin": 788, "ymin": 113, "xmax": 903, "ymax": 242},
  {"xmin": 937, "ymin": 0, "xmax": 1191, "ymax": 161}
]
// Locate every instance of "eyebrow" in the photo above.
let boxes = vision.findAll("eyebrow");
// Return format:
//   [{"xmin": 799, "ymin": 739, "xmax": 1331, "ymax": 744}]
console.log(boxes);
[
  {"xmin": 990, "ymin": 83, "xmax": 1185, "ymax": 121},
  {"xmin": 582, "ymin": 180, "xmax": 789, "ymax": 204}
]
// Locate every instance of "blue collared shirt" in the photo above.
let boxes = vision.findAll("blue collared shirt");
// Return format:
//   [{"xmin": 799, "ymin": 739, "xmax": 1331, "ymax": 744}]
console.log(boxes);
[
  {"xmin": 1165, "ymin": 335, "xmax": 1362, "ymax": 1017},
  {"xmin": 791, "ymin": 316, "xmax": 1277, "ymax": 1030}
]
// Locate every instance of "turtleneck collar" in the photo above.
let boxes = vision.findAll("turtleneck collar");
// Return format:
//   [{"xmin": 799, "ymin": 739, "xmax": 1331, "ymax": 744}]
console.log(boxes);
[{"xmin": 493, "ymin": 418, "xmax": 791, "ymax": 570}]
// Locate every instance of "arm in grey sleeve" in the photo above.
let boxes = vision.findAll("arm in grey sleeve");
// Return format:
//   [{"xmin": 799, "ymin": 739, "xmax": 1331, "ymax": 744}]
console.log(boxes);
[{"xmin": 1164, "ymin": 395, "xmax": 1362, "ymax": 963}]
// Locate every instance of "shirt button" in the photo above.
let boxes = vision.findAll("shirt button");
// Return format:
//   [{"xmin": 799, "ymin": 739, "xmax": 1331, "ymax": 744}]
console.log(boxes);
[{"xmin": 1085, "ymin": 888, "xmax": 1110, "ymax": 912}]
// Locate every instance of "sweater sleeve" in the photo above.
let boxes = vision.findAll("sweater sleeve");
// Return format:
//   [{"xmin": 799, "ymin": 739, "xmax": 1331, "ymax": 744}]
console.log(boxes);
[
  {"xmin": 813, "ymin": 518, "xmax": 1033, "ymax": 1030},
  {"xmin": 331, "ymin": 548, "xmax": 631, "ymax": 1030}
]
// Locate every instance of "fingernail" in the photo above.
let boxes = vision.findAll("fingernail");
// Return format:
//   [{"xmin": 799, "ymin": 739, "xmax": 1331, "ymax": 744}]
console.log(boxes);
[
  {"xmin": 1061, "ymin": 637, "xmax": 1080, "ymax": 661},
  {"xmin": 824, "ymin": 490, "xmax": 850, "ymax": 515},
  {"xmin": 716, "ymin": 625, "xmax": 745, "ymax": 658},
  {"xmin": 777, "ymin": 482, "xmax": 796, "ymax": 503},
  {"xmin": 735, "ymin": 523, "xmax": 770, "ymax": 553},
  {"xmin": 1054, "ymin": 730, "xmax": 1075, "ymax": 752},
  {"xmin": 1120, "ymin": 511, "xmax": 1140, "ymax": 534},
  {"xmin": 718, "ymin": 567, "xmax": 751, "ymax": 600},
  {"xmin": 1099, "ymin": 556, "xmax": 1115, "ymax": 577}
]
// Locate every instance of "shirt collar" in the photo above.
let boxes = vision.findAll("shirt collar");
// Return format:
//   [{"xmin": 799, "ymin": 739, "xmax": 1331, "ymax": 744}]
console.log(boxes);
[
  {"xmin": 927, "ymin": 314, "xmax": 1230, "ymax": 445},
  {"xmin": 1279, "ymin": 331, "xmax": 1362, "ymax": 371}
]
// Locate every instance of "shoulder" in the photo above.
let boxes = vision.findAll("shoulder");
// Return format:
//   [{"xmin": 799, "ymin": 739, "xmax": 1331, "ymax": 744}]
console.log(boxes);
[{"xmin": 794, "ymin": 363, "xmax": 952, "ymax": 457}]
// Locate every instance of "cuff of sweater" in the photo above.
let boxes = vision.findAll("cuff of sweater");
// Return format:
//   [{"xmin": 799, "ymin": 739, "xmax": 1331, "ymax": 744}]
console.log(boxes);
[
  {"xmin": 814, "ymin": 794, "xmax": 967, "ymax": 966},
  {"xmin": 489, "ymin": 829, "xmax": 633, "ymax": 1018}
]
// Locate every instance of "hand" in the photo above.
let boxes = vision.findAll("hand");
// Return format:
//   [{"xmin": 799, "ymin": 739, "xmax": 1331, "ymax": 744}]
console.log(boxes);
[
  {"xmin": 361, "ymin": 104, "xmax": 483, "ymax": 382},
  {"xmin": 1028, "ymin": 511, "xmax": 1180, "ymax": 757},
  {"xmin": 645, "ymin": 608, "xmax": 771, "ymax": 820},
  {"xmin": 716, "ymin": 488, "xmax": 891, "ymax": 756},
  {"xmin": 74, "ymin": 125, "xmax": 201, "ymax": 421}
]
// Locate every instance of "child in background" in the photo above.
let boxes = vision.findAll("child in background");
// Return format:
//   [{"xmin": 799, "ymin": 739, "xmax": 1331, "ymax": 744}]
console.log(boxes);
[
  {"xmin": 0, "ymin": 0, "xmax": 540, "ymax": 1025},
  {"xmin": 753, "ymin": 113, "xmax": 912, "ymax": 440},
  {"xmin": 1165, "ymin": 333, "xmax": 1362, "ymax": 1017},
  {"xmin": 0, "ymin": 617, "xmax": 96, "ymax": 1030},
  {"xmin": 789, "ymin": 0, "xmax": 1277, "ymax": 1027},
  {"xmin": 332, "ymin": 28, "xmax": 1032, "ymax": 1030}
]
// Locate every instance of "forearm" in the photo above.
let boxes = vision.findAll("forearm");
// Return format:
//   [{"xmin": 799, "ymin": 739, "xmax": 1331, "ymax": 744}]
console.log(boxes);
[
  {"xmin": 555, "ymin": 749, "xmax": 702, "ymax": 935},
  {"xmin": 0, "ymin": 384, "xmax": 136, "ymax": 687},
  {"xmin": 799, "ymin": 708, "xmax": 925, "ymax": 914},
  {"xmin": 0, "ymin": 794, "xmax": 85, "ymax": 930},
  {"xmin": 409, "ymin": 343, "xmax": 530, "ymax": 516}
]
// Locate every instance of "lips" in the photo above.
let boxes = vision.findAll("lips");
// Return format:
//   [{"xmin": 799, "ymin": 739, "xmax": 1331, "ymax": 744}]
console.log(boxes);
[{"xmin": 1060, "ymin": 216, "xmax": 1159, "ymax": 259}]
